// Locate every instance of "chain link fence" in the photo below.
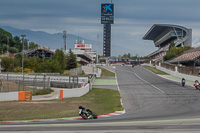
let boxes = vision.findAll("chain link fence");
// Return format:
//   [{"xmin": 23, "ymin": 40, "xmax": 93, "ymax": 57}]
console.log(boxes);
[
  {"xmin": 70, "ymin": 67, "xmax": 82, "ymax": 75},
  {"xmin": 0, "ymin": 72, "xmax": 89, "ymax": 93}
]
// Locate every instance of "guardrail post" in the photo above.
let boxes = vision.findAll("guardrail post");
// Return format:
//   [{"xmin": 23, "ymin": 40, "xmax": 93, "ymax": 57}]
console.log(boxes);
[
  {"xmin": 77, "ymin": 76, "xmax": 78, "ymax": 88},
  {"xmin": 43, "ymin": 74, "xmax": 46, "ymax": 89},
  {"xmin": 48, "ymin": 77, "xmax": 50, "ymax": 89},
  {"xmin": 33, "ymin": 75, "xmax": 37, "ymax": 94},
  {"xmin": 72, "ymin": 76, "xmax": 74, "ymax": 88},
  {"xmin": 7, "ymin": 73, "xmax": 9, "ymax": 92},
  {"xmin": 69, "ymin": 76, "xmax": 71, "ymax": 88},
  {"xmin": 18, "ymin": 81, "xmax": 20, "ymax": 91},
  {"xmin": 0, "ymin": 80, "xmax": 2, "ymax": 92},
  {"xmin": 23, "ymin": 73, "xmax": 24, "ymax": 91}
]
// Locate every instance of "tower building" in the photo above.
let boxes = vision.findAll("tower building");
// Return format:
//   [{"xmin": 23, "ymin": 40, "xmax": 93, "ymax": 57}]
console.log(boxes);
[{"xmin": 101, "ymin": 3, "xmax": 114, "ymax": 57}]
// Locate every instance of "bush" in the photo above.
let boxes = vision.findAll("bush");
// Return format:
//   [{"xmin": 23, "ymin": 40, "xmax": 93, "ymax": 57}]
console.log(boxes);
[{"xmin": 24, "ymin": 68, "xmax": 33, "ymax": 73}]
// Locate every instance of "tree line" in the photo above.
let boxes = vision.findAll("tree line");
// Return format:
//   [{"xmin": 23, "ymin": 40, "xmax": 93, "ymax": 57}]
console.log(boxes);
[
  {"xmin": 0, "ymin": 28, "xmax": 38, "ymax": 54},
  {"xmin": 0, "ymin": 28, "xmax": 78, "ymax": 74},
  {"xmin": 1, "ymin": 49, "xmax": 77, "ymax": 74}
]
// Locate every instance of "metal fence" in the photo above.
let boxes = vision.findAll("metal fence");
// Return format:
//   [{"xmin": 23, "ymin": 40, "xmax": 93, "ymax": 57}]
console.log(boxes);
[
  {"xmin": 70, "ymin": 67, "xmax": 82, "ymax": 75},
  {"xmin": 0, "ymin": 73, "xmax": 89, "ymax": 92},
  {"xmin": 177, "ymin": 66, "xmax": 200, "ymax": 76},
  {"xmin": 161, "ymin": 63, "xmax": 176, "ymax": 71},
  {"xmin": 0, "ymin": 75, "xmax": 50, "ymax": 93},
  {"xmin": 161, "ymin": 62, "xmax": 200, "ymax": 76}
]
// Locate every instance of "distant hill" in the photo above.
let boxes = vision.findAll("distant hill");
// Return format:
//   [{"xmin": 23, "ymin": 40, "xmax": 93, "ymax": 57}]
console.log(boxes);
[
  {"xmin": 0, "ymin": 26, "xmax": 97, "ymax": 50},
  {"xmin": 0, "ymin": 26, "xmax": 142, "ymax": 56}
]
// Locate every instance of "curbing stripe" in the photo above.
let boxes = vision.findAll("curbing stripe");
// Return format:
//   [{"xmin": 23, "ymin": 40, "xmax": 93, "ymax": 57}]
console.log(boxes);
[
  {"xmin": 158, "ymin": 74, "xmax": 194, "ymax": 88},
  {"xmin": 0, "ymin": 111, "xmax": 125, "ymax": 124}
]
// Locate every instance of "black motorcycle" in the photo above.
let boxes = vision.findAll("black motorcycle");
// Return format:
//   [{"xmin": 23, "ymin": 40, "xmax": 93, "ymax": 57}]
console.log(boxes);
[
  {"xmin": 79, "ymin": 109, "xmax": 98, "ymax": 119},
  {"xmin": 194, "ymin": 83, "xmax": 200, "ymax": 91}
]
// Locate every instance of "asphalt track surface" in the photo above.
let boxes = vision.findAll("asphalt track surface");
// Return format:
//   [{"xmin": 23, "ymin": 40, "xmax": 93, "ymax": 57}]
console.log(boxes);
[{"xmin": 1, "ymin": 66, "xmax": 200, "ymax": 132}]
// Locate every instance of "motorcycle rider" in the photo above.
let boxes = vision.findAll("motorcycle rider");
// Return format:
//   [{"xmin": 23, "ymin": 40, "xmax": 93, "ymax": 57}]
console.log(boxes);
[
  {"xmin": 195, "ymin": 80, "xmax": 199, "ymax": 85},
  {"xmin": 78, "ymin": 105, "xmax": 92, "ymax": 119},
  {"xmin": 194, "ymin": 80, "xmax": 200, "ymax": 90},
  {"xmin": 181, "ymin": 78, "xmax": 186, "ymax": 87}
]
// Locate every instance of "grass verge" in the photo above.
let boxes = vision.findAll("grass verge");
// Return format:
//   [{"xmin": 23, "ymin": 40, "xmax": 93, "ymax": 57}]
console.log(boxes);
[
  {"xmin": 0, "ymin": 88, "xmax": 123, "ymax": 121},
  {"xmin": 97, "ymin": 67, "xmax": 115, "ymax": 78},
  {"xmin": 143, "ymin": 65, "xmax": 168, "ymax": 75}
]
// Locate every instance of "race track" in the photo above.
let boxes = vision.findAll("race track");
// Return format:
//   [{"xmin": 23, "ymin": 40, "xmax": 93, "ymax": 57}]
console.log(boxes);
[{"xmin": 1, "ymin": 66, "xmax": 200, "ymax": 132}]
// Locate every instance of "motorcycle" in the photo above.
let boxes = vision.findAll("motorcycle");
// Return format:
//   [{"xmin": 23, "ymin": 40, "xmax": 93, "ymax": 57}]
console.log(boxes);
[
  {"xmin": 79, "ymin": 109, "xmax": 98, "ymax": 119},
  {"xmin": 194, "ymin": 83, "xmax": 200, "ymax": 91},
  {"xmin": 180, "ymin": 78, "xmax": 186, "ymax": 87}
]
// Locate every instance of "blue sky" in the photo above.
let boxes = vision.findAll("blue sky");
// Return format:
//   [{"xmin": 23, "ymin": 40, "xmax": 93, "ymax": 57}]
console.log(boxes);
[{"xmin": 1, "ymin": 0, "xmax": 200, "ymax": 56}]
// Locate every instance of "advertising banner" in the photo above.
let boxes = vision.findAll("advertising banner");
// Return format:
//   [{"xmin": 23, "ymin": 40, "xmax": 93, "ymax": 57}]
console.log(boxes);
[{"xmin": 101, "ymin": 3, "xmax": 114, "ymax": 16}]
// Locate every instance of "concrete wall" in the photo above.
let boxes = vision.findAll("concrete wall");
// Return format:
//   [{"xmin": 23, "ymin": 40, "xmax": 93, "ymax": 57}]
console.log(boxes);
[
  {"xmin": 156, "ymin": 66, "xmax": 200, "ymax": 82},
  {"xmin": 59, "ymin": 84, "xmax": 90, "ymax": 99},
  {"xmin": 0, "ymin": 92, "xmax": 18, "ymax": 101}
]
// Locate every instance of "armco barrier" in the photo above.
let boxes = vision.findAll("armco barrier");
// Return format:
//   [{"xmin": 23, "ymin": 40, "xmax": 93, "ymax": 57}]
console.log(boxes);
[
  {"xmin": 0, "ymin": 91, "xmax": 32, "ymax": 102},
  {"xmin": 59, "ymin": 84, "xmax": 89, "ymax": 99}
]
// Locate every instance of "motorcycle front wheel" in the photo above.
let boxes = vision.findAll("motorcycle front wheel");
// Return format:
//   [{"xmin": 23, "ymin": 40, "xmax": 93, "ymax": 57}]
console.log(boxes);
[{"xmin": 92, "ymin": 112, "xmax": 98, "ymax": 119}]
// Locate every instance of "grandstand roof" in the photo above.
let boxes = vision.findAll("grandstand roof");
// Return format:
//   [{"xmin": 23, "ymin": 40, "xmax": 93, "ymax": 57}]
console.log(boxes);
[
  {"xmin": 170, "ymin": 47, "xmax": 200, "ymax": 63},
  {"xmin": 143, "ymin": 24, "xmax": 188, "ymax": 40}
]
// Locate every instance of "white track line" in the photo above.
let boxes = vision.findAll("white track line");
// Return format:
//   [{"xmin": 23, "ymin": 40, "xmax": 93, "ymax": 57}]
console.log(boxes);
[
  {"xmin": 134, "ymin": 73, "xmax": 165, "ymax": 93},
  {"xmin": 116, "ymin": 68, "xmax": 165, "ymax": 94}
]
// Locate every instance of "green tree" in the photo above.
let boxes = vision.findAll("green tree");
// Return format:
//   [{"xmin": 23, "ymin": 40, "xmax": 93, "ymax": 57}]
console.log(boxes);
[
  {"xmin": 24, "ymin": 57, "xmax": 40, "ymax": 71},
  {"xmin": 53, "ymin": 49, "xmax": 66, "ymax": 73},
  {"xmin": 35, "ymin": 59, "xmax": 62, "ymax": 73},
  {"xmin": 12, "ymin": 36, "xmax": 22, "ymax": 51},
  {"xmin": 9, "ymin": 47, "xmax": 19, "ymax": 53},
  {"xmin": 169, "ymin": 41, "xmax": 175, "ymax": 50},
  {"xmin": 1, "ymin": 57, "xmax": 15, "ymax": 71},
  {"xmin": 66, "ymin": 49, "xmax": 77, "ymax": 70},
  {"xmin": 29, "ymin": 42, "xmax": 38, "ymax": 49},
  {"xmin": 164, "ymin": 46, "xmax": 191, "ymax": 61}
]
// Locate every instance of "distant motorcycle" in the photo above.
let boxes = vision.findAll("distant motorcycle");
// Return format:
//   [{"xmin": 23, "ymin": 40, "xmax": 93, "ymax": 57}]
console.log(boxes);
[
  {"xmin": 194, "ymin": 80, "xmax": 200, "ymax": 91},
  {"xmin": 181, "ymin": 78, "xmax": 185, "ymax": 87},
  {"xmin": 79, "ymin": 106, "xmax": 98, "ymax": 119},
  {"xmin": 194, "ymin": 83, "xmax": 200, "ymax": 90}
]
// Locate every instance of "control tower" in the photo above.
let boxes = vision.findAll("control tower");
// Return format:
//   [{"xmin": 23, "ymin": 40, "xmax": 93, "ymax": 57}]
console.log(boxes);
[{"xmin": 101, "ymin": 3, "xmax": 114, "ymax": 57}]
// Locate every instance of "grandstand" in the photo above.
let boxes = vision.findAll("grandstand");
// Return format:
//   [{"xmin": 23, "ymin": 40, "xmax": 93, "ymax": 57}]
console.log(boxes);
[
  {"xmin": 25, "ymin": 46, "xmax": 54, "ymax": 58},
  {"xmin": 143, "ymin": 24, "xmax": 192, "ymax": 63}
]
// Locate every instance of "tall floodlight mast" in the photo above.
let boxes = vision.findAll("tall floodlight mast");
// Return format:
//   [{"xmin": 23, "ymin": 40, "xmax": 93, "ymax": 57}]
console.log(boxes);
[{"xmin": 63, "ymin": 30, "xmax": 67, "ymax": 51}]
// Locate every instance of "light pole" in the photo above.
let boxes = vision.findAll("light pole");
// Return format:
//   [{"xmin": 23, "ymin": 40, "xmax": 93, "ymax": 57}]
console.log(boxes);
[
  {"xmin": 21, "ymin": 35, "xmax": 26, "ymax": 91},
  {"xmin": 7, "ymin": 36, "xmax": 9, "ymax": 56},
  {"xmin": 97, "ymin": 34, "xmax": 99, "ymax": 64},
  {"xmin": 27, "ymin": 39, "xmax": 29, "ymax": 50}
]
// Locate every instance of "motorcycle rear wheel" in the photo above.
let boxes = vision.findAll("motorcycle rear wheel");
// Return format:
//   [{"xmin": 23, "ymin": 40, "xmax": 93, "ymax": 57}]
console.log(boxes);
[{"xmin": 81, "ymin": 113, "xmax": 88, "ymax": 119}]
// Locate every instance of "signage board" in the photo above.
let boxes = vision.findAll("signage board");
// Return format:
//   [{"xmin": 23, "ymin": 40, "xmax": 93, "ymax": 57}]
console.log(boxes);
[
  {"xmin": 108, "ymin": 58, "xmax": 118, "ymax": 62},
  {"xmin": 101, "ymin": 3, "xmax": 114, "ymax": 16},
  {"xmin": 75, "ymin": 44, "xmax": 92, "ymax": 50},
  {"xmin": 128, "ymin": 59, "xmax": 139, "ymax": 62},
  {"xmin": 101, "ymin": 16, "xmax": 114, "ymax": 24}
]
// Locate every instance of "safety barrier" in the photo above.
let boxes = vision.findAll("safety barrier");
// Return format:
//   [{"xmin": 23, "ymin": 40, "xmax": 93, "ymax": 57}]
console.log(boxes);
[
  {"xmin": 0, "ymin": 91, "xmax": 32, "ymax": 101},
  {"xmin": 59, "ymin": 84, "xmax": 89, "ymax": 99}
]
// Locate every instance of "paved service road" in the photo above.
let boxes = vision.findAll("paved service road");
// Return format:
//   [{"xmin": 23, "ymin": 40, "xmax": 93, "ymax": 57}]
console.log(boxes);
[{"xmin": 1, "ymin": 66, "xmax": 200, "ymax": 132}]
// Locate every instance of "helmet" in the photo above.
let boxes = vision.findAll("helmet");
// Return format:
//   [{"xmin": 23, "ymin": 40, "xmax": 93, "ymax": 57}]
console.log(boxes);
[{"xmin": 79, "ymin": 105, "xmax": 83, "ymax": 109}]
